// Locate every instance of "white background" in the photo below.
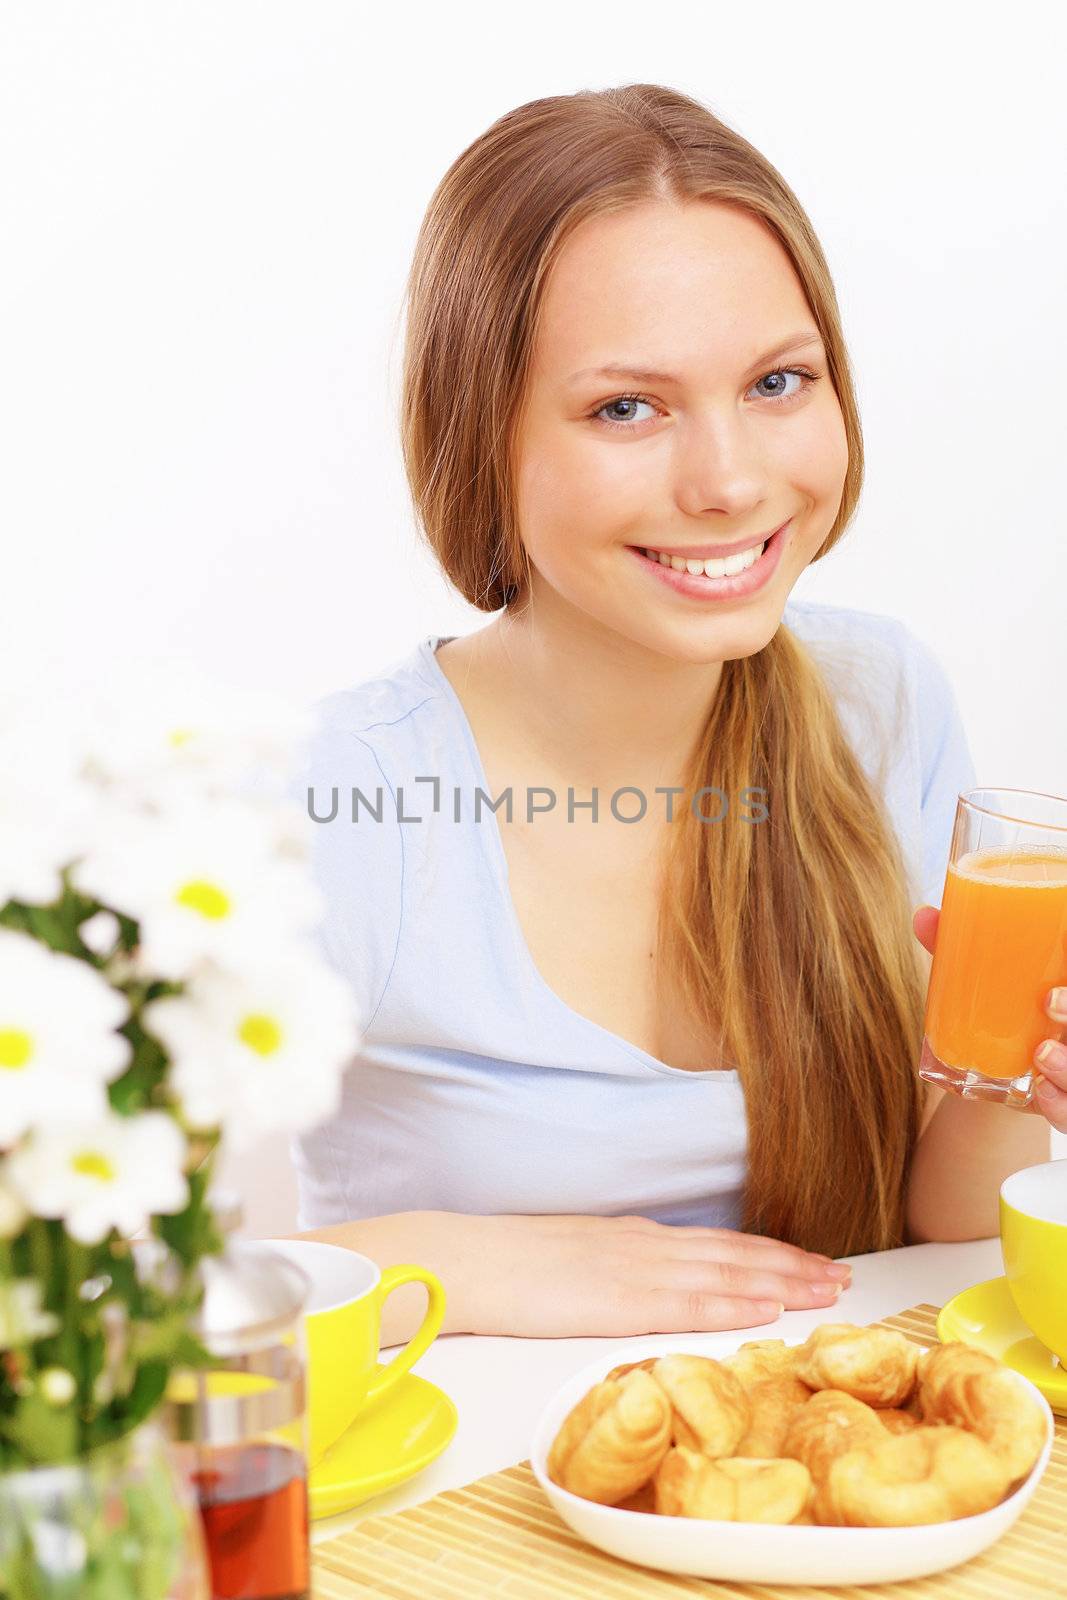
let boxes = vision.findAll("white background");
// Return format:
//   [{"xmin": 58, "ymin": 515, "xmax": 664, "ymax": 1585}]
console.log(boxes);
[{"xmin": 3, "ymin": 1, "xmax": 1064, "ymax": 1227}]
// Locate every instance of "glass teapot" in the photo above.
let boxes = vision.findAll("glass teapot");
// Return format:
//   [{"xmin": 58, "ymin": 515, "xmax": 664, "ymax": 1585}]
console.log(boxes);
[{"xmin": 168, "ymin": 1194, "xmax": 311, "ymax": 1600}]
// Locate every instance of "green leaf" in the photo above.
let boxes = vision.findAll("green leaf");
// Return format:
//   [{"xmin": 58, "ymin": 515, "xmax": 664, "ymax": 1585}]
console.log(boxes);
[
  {"xmin": 0, "ymin": 1389, "xmax": 79, "ymax": 1463},
  {"xmin": 114, "ymin": 1362, "xmax": 169, "ymax": 1433},
  {"xmin": 127, "ymin": 1311, "xmax": 196, "ymax": 1365}
]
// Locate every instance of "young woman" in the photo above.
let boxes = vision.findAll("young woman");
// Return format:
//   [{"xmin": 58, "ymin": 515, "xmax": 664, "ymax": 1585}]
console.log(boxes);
[{"xmin": 292, "ymin": 84, "xmax": 1063, "ymax": 1344}]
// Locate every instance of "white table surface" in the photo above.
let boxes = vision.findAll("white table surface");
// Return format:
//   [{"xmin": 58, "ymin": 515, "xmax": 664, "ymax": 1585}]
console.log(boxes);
[{"xmin": 310, "ymin": 1233, "xmax": 1005, "ymax": 1546}]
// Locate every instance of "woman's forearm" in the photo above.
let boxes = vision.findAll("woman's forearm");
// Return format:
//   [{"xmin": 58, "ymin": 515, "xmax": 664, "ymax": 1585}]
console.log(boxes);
[
  {"xmin": 905, "ymin": 1092, "xmax": 1051, "ymax": 1243},
  {"xmin": 288, "ymin": 1210, "xmax": 481, "ymax": 1344}
]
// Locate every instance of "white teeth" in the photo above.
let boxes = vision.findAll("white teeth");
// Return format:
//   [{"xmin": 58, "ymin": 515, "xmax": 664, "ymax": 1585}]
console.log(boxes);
[{"xmin": 644, "ymin": 544, "xmax": 765, "ymax": 579}]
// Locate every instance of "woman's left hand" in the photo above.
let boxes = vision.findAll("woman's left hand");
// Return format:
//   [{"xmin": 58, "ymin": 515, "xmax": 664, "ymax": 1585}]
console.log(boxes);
[{"xmin": 913, "ymin": 903, "xmax": 1067, "ymax": 1133}]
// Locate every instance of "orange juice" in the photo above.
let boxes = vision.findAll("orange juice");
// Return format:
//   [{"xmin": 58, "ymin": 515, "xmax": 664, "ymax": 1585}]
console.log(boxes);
[{"xmin": 924, "ymin": 847, "xmax": 1067, "ymax": 1080}]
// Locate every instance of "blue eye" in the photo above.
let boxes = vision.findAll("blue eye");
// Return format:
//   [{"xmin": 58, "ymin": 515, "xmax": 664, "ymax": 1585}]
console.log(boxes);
[
  {"xmin": 752, "ymin": 367, "xmax": 819, "ymax": 402},
  {"xmin": 594, "ymin": 395, "xmax": 659, "ymax": 427},
  {"xmin": 591, "ymin": 367, "xmax": 821, "ymax": 431}
]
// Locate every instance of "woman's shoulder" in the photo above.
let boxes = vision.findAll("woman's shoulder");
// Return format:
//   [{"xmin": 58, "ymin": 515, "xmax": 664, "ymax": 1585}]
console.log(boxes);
[
  {"xmin": 782, "ymin": 596, "xmax": 959, "ymax": 703},
  {"xmin": 782, "ymin": 594, "xmax": 957, "ymax": 706},
  {"xmin": 783, "ymin": 598, "xmax": 977, "ymax": 901},
  {"xmin": 781, "ymin": 596, "xmax": 943, "ymax": 793},
  {"xmin": 783, "ymin": 595, "xmax": 911, "ymax": 654},
  {"xmin": 300, "ymin": 636, "xmax": 476, "ymax": 794},
  {"xmin": 309, "ymin": 637, "xmax": 446, "ymax": 745},
  {"xmin": 292, "ymin": 640, "xmax": 451, "ymax": 1032}
]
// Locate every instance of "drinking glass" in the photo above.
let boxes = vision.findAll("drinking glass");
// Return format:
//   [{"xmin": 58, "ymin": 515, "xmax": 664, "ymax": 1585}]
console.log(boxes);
[
  {"xmin": 918, "ymin": 787, "xmax": 1067, "ymax": 1108},
  {"xmin": 167, "ymin": 1202, "xmax": 311, "ymax": 1600},
  {"xmin": 0, "ymin": 1422, "xmax": 209, "ymax": 1600}
]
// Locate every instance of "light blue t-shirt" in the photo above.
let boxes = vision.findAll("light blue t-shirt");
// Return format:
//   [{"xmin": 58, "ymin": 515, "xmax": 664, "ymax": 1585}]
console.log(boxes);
[{"xmin": 291, "ymin": 599, "xmax": 977, "ymax": 1232}]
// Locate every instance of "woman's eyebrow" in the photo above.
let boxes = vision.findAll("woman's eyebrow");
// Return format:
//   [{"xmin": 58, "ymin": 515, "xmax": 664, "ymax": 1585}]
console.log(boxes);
[{"xmin": 566, "ymin": 331, "xmax": 825, "ymax": 387}]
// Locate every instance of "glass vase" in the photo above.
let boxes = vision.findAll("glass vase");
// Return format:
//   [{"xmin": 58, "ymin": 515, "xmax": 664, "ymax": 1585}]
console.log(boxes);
[{"xmin": 0, "ymin": 1421, "xmax": 208, "ymax": 1600}]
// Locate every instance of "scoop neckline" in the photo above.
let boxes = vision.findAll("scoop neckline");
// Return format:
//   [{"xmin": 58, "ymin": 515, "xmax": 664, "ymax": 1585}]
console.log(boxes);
[{"xmin": 415, "ymin": 634, "xmax": 740, "ymax": 1083}]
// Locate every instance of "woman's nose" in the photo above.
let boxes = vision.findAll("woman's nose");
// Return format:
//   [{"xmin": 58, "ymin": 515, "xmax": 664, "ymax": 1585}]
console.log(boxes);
[{"xmin": 671, "ymin": 415, "xmax": 768, "ymax": 520}]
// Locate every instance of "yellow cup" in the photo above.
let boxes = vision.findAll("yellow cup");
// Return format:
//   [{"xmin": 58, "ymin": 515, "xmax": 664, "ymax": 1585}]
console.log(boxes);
[
  {"xmin": 261, "ymin": 1239, "xmax": 446, "ymax": 1467},
  {"xmin": 1000, "ymin": 1158, "xmax": 1067, "ymax": 1364}
]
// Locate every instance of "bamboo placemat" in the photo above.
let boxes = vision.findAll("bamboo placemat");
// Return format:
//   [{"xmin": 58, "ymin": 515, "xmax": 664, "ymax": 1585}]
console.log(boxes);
[{"xmin": 311, "ymin": 1303, "xmax": 1067, "ymax": 1598}]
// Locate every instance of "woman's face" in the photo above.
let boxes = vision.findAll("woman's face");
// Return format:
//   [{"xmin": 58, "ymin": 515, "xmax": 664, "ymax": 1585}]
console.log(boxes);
[{"xmin": 510, "ymin": 199, "xmax": 850, "ymax": 664}]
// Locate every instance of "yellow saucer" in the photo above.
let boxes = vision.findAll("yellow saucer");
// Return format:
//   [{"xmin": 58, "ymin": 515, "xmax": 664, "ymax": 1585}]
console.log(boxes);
[
  {"xmin": 308, "ymin": 1364, "xmax": 458, "ymax": 1521},
  {"xmin": 937, "ymin": 1274, "xmax": 1067, "ymax": 1416}
]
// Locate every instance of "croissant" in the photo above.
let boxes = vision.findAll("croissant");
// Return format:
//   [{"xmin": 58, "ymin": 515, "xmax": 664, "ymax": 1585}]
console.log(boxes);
[
  {"xmin": 793, "ymin": 1323, "xmax": 919, "ymax": 1408},
  {"xmin": 915, "ymin": 1340, "xmax": 998, "ymax": 1413},
  {"xmin": 654, "ymin": 1445, "xmax": 735, "ymax": 1519},
  {"xmin": 716, "ymin": 1457, "xmax": 814, "ymax": 1524},
  {"xmin": 780, "ymin": 1389, "xmax": 887, "ymax": 1485},
  {"xmin": 815, "ymin": 1423, "xmax": 1013, "ymax": 1526},
  {"xmin": 918, "ymin": 1346, "xmax": 1046, "ymax": 1482},
  {"xmin": 547, "ymin": 1368, "xmax": 672, "ymax": 1505},
  {"xmin": 654, "ymin": 1446, "xmax": 811, "ymax": 1523},
  {"xmin": 615, "ymin": 1479, "xmax": 657, "ymax": 1513},
  {"xmin": 900, "ymin": 1386, "xmax": 926, "ymax": 1420},
  {"xmin": 733, "ymin": 1374, "xmax": 813, "ymax": 1458},
  {"xmin": 650, "ymin": 1354, "xmax": 751, "ymax": 1458},
  {"xmin": 875, "ymin": 1407, "xmax": 921, "ymax": 1435},
  {"xmin": 604, "ymin": 1357, "xmax": 658, "ymax": 1383},
  {"xmin": 721, "ymin": 1338, "xmax": 799, "ymax": 1385}
]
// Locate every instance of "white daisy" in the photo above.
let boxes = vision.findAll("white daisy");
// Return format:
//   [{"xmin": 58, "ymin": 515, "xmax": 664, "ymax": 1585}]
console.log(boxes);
[
  {"xmin": 142, "ymin": 947, "xmax": 360, "ymax": 1146},
  {"xmin": 6, "ymin": 1111, "xmax": 189, "ymax": 1245},
  {"xmin": 0, "ymin": 688, "xmax": 102, "ymax": 906},
  {"xmin": 0, "ymin": 929, "xmax": 132, "ymax": 1144},
  {"xmin": 68, "ymin": 798, "xmax": 326, "ymax": 980},
  {"xmin": 73, "ymin": 660, "xmax": 315, "ymax": 804},
  {"xmin": 241, "ymin": 792, "xmax": 314, "ymax": 865}
]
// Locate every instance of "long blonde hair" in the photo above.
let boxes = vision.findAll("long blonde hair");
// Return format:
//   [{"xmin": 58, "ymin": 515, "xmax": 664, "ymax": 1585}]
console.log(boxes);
[{"xmin": 399, "ymin": 83, "xmax": 926, "ymax": 1256}]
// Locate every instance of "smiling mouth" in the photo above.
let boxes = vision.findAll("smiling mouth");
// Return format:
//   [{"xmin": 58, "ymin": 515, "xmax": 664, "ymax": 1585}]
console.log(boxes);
[{"xmin": 631, "ymin": 520, "xmax": 789, "ymax": 577}]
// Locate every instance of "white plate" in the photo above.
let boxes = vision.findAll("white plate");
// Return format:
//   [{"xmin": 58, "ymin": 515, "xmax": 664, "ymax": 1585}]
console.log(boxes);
[{"xmin": 530, "ymin": 1337, "xmax": 1054, "ymax": 1586}]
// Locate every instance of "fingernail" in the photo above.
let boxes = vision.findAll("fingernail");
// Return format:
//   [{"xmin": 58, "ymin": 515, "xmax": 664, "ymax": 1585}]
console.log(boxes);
[
  {"xmin": 758, "ymin": 1301, "xmax": 784, "ymax": 1317},
  {"xmin": 824, "ymin": 1263, "xmax": 852, "ymax": 1281},
  {"xmin": 1036, "ymin": 1041, "xmax": 1062, "ymax": 1066},
  {"xmin": 814, "ymin": 1281, "xmax": 843, "ymax": 1299},
  {"xmin": 1048, "ymin": 987, "xmax": 1067, "ymax": 1020},
  {"xmin": 1035, "ymin": 1074, "xmax": 1059, "ymax": 1101}
]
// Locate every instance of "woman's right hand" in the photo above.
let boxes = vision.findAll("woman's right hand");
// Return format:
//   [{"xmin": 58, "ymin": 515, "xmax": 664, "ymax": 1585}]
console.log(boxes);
[
  {"xmin": 305, "ymin": 1209, "xmax": 852, "ymax": 1341},
  {"xmin": 451, "ymin": 1212, "xmax": 852, "ymax": 1337}
]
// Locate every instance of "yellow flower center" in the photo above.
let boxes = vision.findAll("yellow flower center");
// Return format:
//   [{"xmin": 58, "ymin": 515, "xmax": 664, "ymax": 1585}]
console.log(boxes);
[
  {"xmin": 174, "ymin": 879, "xmax": 231, "ymax": 920},
  {"xmin": 167, "ymin": 726, "xmax": 196, "ymax": 747},
  {"xmin": 71, "ymin": 1151, "xmax": 116, "ymax": 1184},
  {"xmin": 0, "ymin": 1028, "xmax": 33, "ymax": 1070},
  {"xmin": 237, "ymin": 1014, "xmax": 284, "ymax": 1057}
]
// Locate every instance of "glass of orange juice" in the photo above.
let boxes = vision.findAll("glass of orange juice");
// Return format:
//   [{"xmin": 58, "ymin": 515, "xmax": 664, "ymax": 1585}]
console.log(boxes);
[{"xmin": 919, "ymin": 787, "xmax": 1067, "ymax": 1109}]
